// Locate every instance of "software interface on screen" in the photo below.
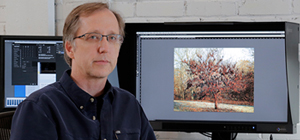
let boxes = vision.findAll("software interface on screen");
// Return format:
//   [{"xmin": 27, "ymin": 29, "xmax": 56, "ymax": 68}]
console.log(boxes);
[
  {"xmin": 136, "ymin": 31, "xmax": 288, "ymax": 123},
  {"xmin": 4, "ymin": 39, "xmax": 66, "ymax": 108}
]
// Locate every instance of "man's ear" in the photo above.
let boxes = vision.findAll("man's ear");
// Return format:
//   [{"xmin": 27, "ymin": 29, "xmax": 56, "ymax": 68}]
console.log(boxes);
[{"xmin": 65, "ymin": 41, "xmax": 75, "ymax": 59}]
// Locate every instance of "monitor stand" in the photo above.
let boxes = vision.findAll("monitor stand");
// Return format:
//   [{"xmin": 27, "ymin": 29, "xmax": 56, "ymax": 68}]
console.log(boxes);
[{"xmin": 211, "ymin": 132, "xmax": 233, "ymax": 140}]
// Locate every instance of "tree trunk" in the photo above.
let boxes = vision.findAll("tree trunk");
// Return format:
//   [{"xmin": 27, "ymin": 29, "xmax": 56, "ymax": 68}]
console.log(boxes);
[{"xmin": 214, "ymin": 94, "xmax": 218, "ymax": 109}]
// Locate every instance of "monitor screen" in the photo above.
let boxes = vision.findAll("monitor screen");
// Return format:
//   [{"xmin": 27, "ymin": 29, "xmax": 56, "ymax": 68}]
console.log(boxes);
[
  {"xmin": 136, "ymin": 31, "xmax": 287, "ymax": 123},
  {"xmin": 0, "ymin": 36, "xmax": 68, "ymax": 109}
]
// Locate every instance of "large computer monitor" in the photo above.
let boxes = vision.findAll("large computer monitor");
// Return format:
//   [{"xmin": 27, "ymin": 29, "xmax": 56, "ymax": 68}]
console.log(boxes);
[{"xmin": 119, "ymin": 22, "xmax": 299, "ymax": 139}]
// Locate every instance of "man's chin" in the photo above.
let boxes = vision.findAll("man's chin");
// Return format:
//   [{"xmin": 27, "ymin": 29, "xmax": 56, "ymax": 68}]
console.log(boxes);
[{"xmin": 88, "ymin": 71, "xmax": 110, "ymax": 79}]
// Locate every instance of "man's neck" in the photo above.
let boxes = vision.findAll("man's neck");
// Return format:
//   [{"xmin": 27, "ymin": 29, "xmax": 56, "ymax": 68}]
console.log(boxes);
[{"xmin": 70, "ymin": 71, "xmax": 107, "ymax": 97}]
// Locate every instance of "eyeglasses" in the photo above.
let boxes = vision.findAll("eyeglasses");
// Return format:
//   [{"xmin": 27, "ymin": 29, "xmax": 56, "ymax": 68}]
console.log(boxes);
[{"xmin": 73, "ymin": 32, "xmax": 124, "ymax": 45}]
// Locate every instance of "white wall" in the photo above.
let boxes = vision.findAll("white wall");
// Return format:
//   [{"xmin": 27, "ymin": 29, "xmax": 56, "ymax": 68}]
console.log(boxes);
[
  {"xmin": 1, "ymin": 0, "xmax": 300, "ymax": 139},
  {"xmin": 0, "ymin": 0, "xmax": 55, "ymax": 35}
]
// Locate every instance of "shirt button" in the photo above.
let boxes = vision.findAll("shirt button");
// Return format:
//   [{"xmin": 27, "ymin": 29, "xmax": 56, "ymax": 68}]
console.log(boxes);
[
  {"xmin": 90, "ymin": 98, "xmax": 94, "ymax": 103},
  {"xmin": 80, "ymin": 106, "xmax": 84, "ymax": 109},
  {"xmin": 92, "ymin": 116, "xmax": 96, "ymax": 120}
]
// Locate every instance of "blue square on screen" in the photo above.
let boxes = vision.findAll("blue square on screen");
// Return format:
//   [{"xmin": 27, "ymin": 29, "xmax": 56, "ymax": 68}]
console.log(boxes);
[{"xmin": 14, "ymin": 85, "xmax": 26, "ymax": 97}]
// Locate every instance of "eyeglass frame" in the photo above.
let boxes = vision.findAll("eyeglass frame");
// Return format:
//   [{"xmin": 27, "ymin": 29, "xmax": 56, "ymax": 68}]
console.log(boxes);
[{"xmin": 73, "ymin": 32, "xmax": 124, "ymax": 44}]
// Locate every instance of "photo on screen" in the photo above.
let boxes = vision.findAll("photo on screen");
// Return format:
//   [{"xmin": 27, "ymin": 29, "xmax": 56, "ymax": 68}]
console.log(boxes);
[{"xmin": 174, "ymin": 48, "xmax": 254, "ymax": 113}]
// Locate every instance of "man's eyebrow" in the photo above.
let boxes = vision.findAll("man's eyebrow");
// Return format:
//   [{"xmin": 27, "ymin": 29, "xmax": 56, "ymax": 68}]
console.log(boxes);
[{"xmin": 87, "ymin": 29, "xmax": 119, "ymax": 35}]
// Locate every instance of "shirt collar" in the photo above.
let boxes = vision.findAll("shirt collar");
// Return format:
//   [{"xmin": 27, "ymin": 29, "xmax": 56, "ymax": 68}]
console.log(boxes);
[{"xmin": 59, "ymin": 69, "xmax": 114, "ymax": 108}]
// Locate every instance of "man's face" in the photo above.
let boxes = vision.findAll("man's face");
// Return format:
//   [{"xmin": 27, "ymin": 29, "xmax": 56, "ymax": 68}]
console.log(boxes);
[{"xmin": 67, "ymin": 9, "xmax": 121, "ymax": 79}]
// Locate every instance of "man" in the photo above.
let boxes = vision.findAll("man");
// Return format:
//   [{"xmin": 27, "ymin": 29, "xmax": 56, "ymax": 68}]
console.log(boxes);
[{"xmin": 10, "ymin": 2, "xmax": 156, "ymax": 140}]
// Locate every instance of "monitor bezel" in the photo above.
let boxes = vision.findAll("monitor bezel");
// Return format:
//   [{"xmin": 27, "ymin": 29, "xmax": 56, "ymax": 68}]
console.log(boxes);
[{"xmin": 0, "ymin": 35, "xmax": 63, "ymax": 112}]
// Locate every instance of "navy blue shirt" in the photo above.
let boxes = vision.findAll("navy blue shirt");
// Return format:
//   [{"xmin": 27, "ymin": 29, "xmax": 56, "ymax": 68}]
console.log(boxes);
[{"xmin": 10, "ymin": 70, "xmax": 156, "ymax": 140}]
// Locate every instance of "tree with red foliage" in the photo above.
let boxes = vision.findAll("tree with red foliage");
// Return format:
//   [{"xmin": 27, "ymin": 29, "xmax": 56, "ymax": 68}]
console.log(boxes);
[{"xmin": 182, "ymin": 49, "xmax": 253, "ymax": 109}]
